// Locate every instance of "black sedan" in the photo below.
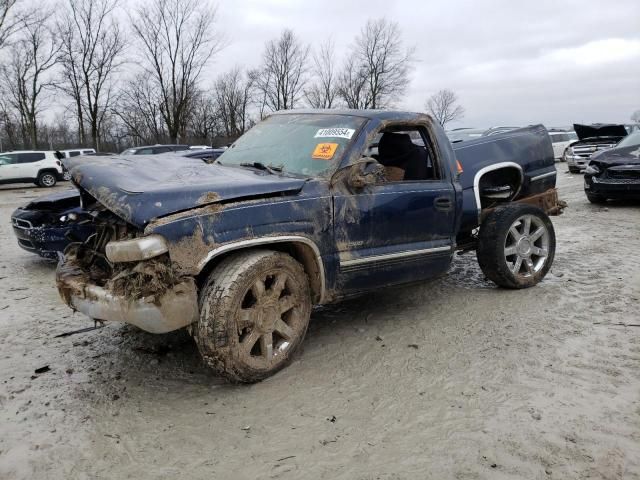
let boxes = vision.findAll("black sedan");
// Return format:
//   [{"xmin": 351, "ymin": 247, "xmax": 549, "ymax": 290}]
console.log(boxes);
[
  {"xmin": 11, "ymin": 149, "xmax": 226, "ymax": 258},
  {"xmin": 583, "ymin": 131, "xmax": 640, "ymax": 203}
]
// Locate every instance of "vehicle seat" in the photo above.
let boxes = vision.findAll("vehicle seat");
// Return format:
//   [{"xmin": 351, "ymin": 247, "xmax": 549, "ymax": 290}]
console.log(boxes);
[{"xmin": 378, "ymin": 133, "xmax": 428, "ymax": 181}]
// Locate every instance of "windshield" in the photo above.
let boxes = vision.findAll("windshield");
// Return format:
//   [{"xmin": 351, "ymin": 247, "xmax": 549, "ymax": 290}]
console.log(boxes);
[
  {"xmin": 617, "ymin": 131, "xmax": 640, "ymax": 148},
  {"xmin": 217, "ymin": 113, "xmax": 365, "ymax": 176}
]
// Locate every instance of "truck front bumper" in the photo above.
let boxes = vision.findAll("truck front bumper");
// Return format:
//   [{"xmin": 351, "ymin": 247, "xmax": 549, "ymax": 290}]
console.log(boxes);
[
  {"xmin": 566, "ymin": 155, "xmax": 590, "ymax": 170},
  {"xmin": 56, "ymin": 257, "xmax": 199, "ymax": 334}
]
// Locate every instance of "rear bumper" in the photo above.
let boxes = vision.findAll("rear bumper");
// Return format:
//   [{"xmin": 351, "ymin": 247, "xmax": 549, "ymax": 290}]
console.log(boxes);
[{"xmin": 56, "ymin": 256, "xmax": 199, "ymax": 334}]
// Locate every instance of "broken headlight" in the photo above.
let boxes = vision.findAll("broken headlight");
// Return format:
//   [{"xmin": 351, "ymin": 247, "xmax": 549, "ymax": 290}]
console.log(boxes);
[
  {"xmin": 584, "ymin": 164, "xmax": 600, "ymax": 175},
  {"xmin": 105, "ymin": 234, "xmax": 169, "ymax": 263}
]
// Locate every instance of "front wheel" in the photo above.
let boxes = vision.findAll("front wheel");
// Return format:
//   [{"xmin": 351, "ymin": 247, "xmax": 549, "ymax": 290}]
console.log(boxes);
[
  {"xmin": 477, "ymin": 204, "xmax": 556, "ymax": 289},
  {"xmin": 193, "ymin": 250, "xmax": 312, "ymax": 383}
]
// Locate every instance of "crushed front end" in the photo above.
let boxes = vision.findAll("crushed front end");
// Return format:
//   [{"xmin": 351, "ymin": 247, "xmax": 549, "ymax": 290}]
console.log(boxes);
[{"xmin": 56, "ymin": 191, "xmax": 198, "ymax": 333}]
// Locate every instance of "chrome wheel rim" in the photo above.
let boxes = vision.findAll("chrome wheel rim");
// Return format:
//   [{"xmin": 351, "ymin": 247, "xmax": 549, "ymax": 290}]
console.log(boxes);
[
  {"xmin": 63, "ymin": 171, "xmax": 71, "ymax": 181},
  {"xmin": 42, "ymin": 174, "xmax": 56, "ymax": 186},
  {"xmin": 235, "ymin": 270, "xmax": 306, "ymax": 369},
  {"xmin": 504, "ymin": 214, "xmax": 549, "ymax": 278}
]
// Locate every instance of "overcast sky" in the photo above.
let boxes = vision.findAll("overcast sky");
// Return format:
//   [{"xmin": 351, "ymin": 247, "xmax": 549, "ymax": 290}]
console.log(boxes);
[{"xmin": 209, "ymin": 0, "xmax": 640, "ymax": 128}]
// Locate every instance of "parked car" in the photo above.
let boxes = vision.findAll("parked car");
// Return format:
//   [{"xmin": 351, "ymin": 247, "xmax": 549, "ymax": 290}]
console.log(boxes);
[
  {"xmin": 57, "ymin": 148, "xmax": 99, "ymax": 180},
  {"xmin": 166, "ymin": 148, "xmax": 226, "ymax": 163},
  {"xmin": 11, "ymin": 189, "xmax": 94, "ymax": 258},
  {"xmin": 0, "ymin": 150, "xmax": 64, "ymax": 188},
  {"xmin": 446, "ymin": 128, "xmax": 486, "ymax": 143},
  {"xmin": 11, "ymin": 149, "xmax": 220, "ymax": 258},
  {"xmin": 54, "ymin": 109, "xmax": 562, "ymax": 383},
  {"xmin": 120, "ymin": 144, "xmax": 190, "ymax": 155},
  {"xmin": 583, "ymin": 130, "xmax": 640, "ymax": 203},
  {"xmin": 564, "ymin": 124, "xmax": 628, "ymax": 173},
  {"xmin": 548, "ymin": 130, "xmax": 577, "ymax": 161},
  {"xmin": 483, "ymin": 126, "xmax": 521, "ymax": 136},
  {"xmin": 446, "ymin": 126, "xmax": 521, "ymax": 143},
  {"xmin": 59, "ymin": 148, "xmax": 96, "ymax": 158}
]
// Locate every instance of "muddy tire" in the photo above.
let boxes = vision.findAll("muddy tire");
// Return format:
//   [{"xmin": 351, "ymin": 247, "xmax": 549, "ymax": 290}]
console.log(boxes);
[
  {"xmin": 477, "ymin": 204, "xmax": 556, "ymax": 289},
  {"xmin": 37, "ymin": 171, "xmax": 57, "ymax": 188},
  {"xmin": 193, "ymin": 249, "xmax": 312, "ymax": 383},
  {"xmin": 586, "ymin": 192, "xmax": 607, "ymax": 204}
]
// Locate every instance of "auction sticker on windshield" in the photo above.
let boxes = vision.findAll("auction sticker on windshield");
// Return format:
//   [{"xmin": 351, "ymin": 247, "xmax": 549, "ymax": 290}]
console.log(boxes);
[
  {"xmin": 314, "ymin": 128, "xmax": 355, "ymax": 139},
  {"xmin": 312, "ymin": 143, "xmax": 339, "ymax": 160}
]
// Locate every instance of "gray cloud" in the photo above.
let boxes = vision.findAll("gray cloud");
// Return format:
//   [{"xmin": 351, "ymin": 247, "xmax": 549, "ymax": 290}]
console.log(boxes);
[{"xmin": 213, "ymin": 0, "xmax": 640, "ymax": 128}]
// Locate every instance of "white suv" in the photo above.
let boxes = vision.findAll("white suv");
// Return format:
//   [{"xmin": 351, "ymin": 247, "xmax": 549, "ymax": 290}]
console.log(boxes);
[
  {"xmin": 58, "ymin": 148, "xmax": 97, "ymax": 180},
  {"xmin": 0, "ymin": 150, "xmax": 64, "ymax": 188},
  {"xmin": 548, "ymin": 131, "xmax": 578, "ymax": 161}
]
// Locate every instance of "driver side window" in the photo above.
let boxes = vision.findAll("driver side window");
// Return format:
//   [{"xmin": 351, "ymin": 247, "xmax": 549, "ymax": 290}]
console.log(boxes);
[{"xmin": 366, "ymin": 127, "xmax": 439, "ymax": 182}]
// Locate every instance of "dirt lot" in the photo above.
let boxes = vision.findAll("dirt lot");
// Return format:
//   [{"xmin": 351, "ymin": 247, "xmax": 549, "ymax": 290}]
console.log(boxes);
[{"xmin": 0, "ymin": 169, "xmax": 638, "ymax": 480}]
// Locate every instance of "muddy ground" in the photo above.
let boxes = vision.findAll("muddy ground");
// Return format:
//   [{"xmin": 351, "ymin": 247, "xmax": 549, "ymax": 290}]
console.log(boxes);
[{"xmin": 0, "ymin": 169, "xmax": 638, "ymax": 479}]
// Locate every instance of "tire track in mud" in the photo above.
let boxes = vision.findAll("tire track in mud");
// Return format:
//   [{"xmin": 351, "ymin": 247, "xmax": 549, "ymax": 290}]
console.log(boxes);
[{"xmin": 1, "ymin": 175, "xmax": 639, "ymax": 479}]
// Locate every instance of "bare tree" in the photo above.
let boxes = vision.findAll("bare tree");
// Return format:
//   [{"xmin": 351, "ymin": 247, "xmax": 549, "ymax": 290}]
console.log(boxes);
[
  {"xmin": 0, "ymin": 97, "xmax": 20, "ymax": 149},
  {"xmin": 113, "ymin": 75, "xmax": 166, "ymax": 144},
  {"xmin": 214, "ymin": 67, "xmax": 254, "ymax": 137},
  {"xmin": 0, "ymin": 11, "xmax": 60, "ymax": 148},
  {"xmin": 130, "ymin": 0, "xmax": 224, "ymax": 143},
  {"xmin": 425, "ymin": 89, "xmax": 465, "ymax": 127},
  {"xmin": 189, "ymin": 89, "xmax": 217, "ymax": 143},
  {"xmin": 304, "ymin": 39, "xmax": 338, "ymax": 109},
  {"xmin": 339, "ymin": 18, "xmax": 413, "ymax": 109},
  {"xmin": 337, "ymin": 53, "xmax": 372, "ymax": 109},
  {"xmin": 0, "ymin": 0, "xmax": 20, "ymax": 49},
  {"xmin": 58, "ymin": 0, "xmax": 125, "ymax": 149},
  {"xmin": 254, "ymin": 29, "xmax": 309, "ymax": 113},
  {"xmin": 631, "ymin": 110, "xmax": 640, "ymax": 124}
]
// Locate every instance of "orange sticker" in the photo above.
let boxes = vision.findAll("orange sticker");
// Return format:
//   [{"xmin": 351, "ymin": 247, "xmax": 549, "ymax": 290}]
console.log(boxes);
[{"xmin": 312, "ymin": 143, "xmax": 338, "ymax": 160}]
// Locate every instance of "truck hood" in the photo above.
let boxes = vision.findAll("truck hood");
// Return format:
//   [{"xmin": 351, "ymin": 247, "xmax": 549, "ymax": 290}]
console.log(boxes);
[
  {"xmin": 25, "ymin": 189, "xmax": 81, "ymax": 210},
  {"xmin": 64, "ymin": 154, "xmax": 307, "ymax": 227},
  {"xmin": 573, "ymin": 124, "xmax": 628, "ymax": 140}
]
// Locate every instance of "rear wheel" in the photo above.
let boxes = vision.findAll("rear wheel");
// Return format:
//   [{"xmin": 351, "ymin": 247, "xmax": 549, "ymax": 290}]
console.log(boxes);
[
  {"xmin": 37, "ymin": 172, "xmax": 57, "ymax": 188},
  {"xmin": 193, "ymin": 250, "xmax": 312, "ymax": 383},
  {"xmin": 477, "ymin": 204, "xmax": 556, "ymax": 289},
  {"xmin": 586, "ymin": 192, "xmax": 607, "ymax": 204}
]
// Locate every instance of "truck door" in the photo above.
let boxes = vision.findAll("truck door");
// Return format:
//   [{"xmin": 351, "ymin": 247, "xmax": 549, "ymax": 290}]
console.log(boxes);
[{"xmin": 333, "ymin": 127, "xmax": 457, "ymax": 294}]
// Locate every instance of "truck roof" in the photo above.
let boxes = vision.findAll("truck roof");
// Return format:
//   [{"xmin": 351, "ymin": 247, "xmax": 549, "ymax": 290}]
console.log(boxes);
[{"xmin": 271, "ymin": 109, "xmax": 431, "ymax": 122}]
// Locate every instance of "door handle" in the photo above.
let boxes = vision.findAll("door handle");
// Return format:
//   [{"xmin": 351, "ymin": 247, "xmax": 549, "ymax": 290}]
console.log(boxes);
[{"xmin": 434, "ymin": 197, "xmax": 452, "ymax": 211}]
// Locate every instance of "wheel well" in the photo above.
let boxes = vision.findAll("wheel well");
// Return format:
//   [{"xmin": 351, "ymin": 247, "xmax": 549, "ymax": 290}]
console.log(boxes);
[
  {"xmin": 196, "ymin": 242, "xmax": 324, "ymax": 303},
  {"xmin": 37, "ymin": 168, "xmax": 59, "ymax": 177},
  {"xmin": 476, "ymin": 166, "xmax": 522, "ymax": 209}
]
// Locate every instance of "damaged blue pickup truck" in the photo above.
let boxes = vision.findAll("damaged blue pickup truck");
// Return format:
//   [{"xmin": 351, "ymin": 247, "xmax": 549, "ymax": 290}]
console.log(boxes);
[{"xmin": 53, "ymin": 110, "xmax": 563, "ymax": 382}]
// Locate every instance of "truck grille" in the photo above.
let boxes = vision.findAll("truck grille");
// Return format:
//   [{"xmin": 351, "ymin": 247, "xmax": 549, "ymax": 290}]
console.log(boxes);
[
  {"xmin": 598, "ymin": 172, "xmax": 640, "ymax": 184},
  {"xmin": 572, "ymin": 144, "xmax": 616, "ymax": 158},
  {"xmin": 605, "ymin": 168, "xmax": 640, "ymax": 179}
]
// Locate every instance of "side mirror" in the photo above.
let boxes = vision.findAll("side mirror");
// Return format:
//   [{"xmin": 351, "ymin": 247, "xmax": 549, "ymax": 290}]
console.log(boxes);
[{"xmin": 347, "ymin": 157, "xmax": 386, "ymax": 189}]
